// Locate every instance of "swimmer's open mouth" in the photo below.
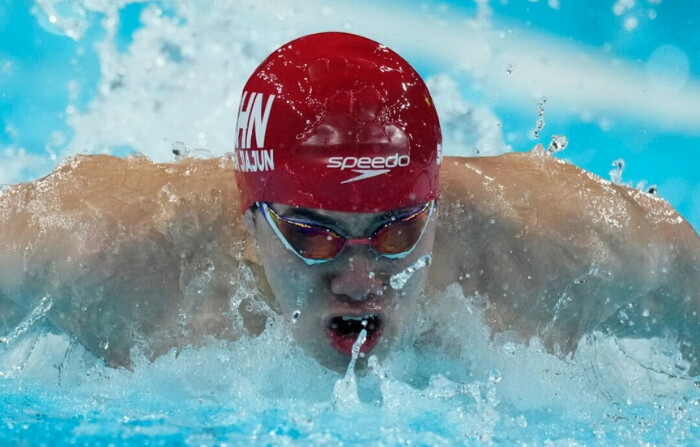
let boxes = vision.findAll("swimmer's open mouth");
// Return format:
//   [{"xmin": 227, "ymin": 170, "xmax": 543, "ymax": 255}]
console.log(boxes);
[{"xmin": 325, "ymin": 314, "xmax": 383, "ymax": 356}]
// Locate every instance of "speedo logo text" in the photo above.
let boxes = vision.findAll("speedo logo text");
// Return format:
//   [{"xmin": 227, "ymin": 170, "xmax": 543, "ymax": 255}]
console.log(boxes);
[{"xmin": 327, "ymin": 154, "xmax": 410, "ymax": 184}]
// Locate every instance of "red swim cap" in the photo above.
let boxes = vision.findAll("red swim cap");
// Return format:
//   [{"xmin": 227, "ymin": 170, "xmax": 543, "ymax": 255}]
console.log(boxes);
[{"xmin": 233, "ymin": 32, "xmax": 442, "ymax": 213}]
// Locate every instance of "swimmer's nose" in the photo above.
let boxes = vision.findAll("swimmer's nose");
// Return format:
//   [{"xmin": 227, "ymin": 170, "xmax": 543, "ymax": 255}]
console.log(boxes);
[{"xmin": 330, "ymin": 254, "xmax": 383, "ymax": 301}]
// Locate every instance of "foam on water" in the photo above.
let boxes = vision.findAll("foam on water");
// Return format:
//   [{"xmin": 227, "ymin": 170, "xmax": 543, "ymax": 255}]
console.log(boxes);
[{"xmin": 1, "ymin": 283, "xmax": 698, "ymax": 445}]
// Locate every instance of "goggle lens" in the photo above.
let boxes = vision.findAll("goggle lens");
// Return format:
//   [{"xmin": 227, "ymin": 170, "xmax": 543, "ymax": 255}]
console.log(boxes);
[
  {"xmin": 268, "ymin": 212, "xmax": 346, "ymax": 260},
  {"xmin": 261, "ymin": 201, "xmax": 434, "ymax": 264},
  {"xmin": 371, "ymin": 210, "xmax": 430, "ymax": 255}
]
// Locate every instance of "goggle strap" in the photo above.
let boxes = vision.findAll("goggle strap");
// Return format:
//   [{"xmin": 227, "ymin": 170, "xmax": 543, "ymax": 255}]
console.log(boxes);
[{"xmin": 345, "ymin": 238, "xmax": 371, "ymax": 246}]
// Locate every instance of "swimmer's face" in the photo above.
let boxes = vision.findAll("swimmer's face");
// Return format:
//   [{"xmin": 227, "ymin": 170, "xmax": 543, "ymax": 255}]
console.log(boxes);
[{"xmin": 248, "ymin": 203, "xmax": 437, "ymax": 371}]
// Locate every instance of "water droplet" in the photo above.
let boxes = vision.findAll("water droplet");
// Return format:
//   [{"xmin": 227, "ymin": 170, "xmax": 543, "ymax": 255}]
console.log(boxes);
[
  {"xmin": 532, "ymin": 97, "xmax": 547, "ymax": 140},
  {"xmin": 547, "ymin": 135, "xmax": 568, "ymax": 154},
  {"xmin": 618, "ymin": 309, "xmax": 629, "ymax": 323},
  {"xmin": 389, "ymin": 255, "xmax": 432, "ymax": 290},
  {"xmin": 623, "ymin": 16, "xmax": 638, "ymax": 32},
  {"xmin": 516, "ymin": 415, "xmax": 528, "ymax": 427},
  {"xmin": 610, "ymin": 158, "xmax": 625, "ymax": 184},
  {"xmin": 172, "ymin": 141, "xmax": 188, "ymax": 157}
]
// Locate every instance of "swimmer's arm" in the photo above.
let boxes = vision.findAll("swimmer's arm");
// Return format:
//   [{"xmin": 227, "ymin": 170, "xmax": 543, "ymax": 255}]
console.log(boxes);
[
  {"xmin": 0, "ymin": 154, "xmax": 253, "ymax": 365},
  {"xmin": 432, "ymin": 149, "xmax": 699, "ymax": 349}
]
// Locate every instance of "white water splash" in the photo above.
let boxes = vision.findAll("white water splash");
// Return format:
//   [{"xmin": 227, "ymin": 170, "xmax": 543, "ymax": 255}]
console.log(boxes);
[
  {"xmin": 33, "ymin": 0, "xmax": 90, "ymax": 40},
  {"xmin": 389, "ymin": 254, "xmax": 432, "ymax": 290},
  {"xmin": 532, "ymin": 96, "xmax": 547, "ymax": 140},
  {"xmin": 547, "ymin": 134, "xmax": 568, "ymax": 154},
  {"xmin": 0, "ymin": 283, "xmax": 696, "ymax": 444},
  {"xmin": 0, "ymin": 295, "xmax": 53, "ymax": 345},
  {"xmin": 609, "ymin": 158, "xmax": 626, "ymax": 184},
  {"xmin": 331, "ymin": 329, "xmax": 366, "ymax": 410},
  {"xmin": 426, "ymin": 76, "xmax": 507, "ymax": 157}
]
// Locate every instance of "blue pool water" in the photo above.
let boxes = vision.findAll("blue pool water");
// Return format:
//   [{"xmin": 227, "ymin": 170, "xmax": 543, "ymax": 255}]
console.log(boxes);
[
  {"xmin": 1, "ymin": 0, "xmax": 699, "ymax": 445},
  {"xmin": 2, "ymin": 287, "xmax": 699, "ymax": 445}
]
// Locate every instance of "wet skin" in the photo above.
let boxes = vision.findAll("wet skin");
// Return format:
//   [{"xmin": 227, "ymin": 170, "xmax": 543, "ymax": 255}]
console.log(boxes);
[
  {"xmin": 0, "ymin": 152, "xmax": 697, "ymax": 372},
  {"xmin": 247, "ymin": 203, "xmax": 437, "ymax": 371}
]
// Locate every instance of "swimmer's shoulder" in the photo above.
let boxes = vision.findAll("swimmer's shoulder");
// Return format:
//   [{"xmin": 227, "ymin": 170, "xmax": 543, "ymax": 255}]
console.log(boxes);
[
  {"xmin": 440, "ymin": 147, "xmax": 696, "ymax": 239},
  {"xmin": 39, "ymin": 154, "xmax": 240, "ymax": 201},
  {"xmin": 15, "ymin": 153, "xmax": 242, "ymax": 218},
  {"xmin": 0, "ymin": 153, "xmax": 248, "ymax": 265}
]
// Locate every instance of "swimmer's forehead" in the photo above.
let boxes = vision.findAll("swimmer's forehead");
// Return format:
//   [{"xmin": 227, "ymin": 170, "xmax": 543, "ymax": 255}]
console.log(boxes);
[{"xmin": 271, "ymin": 203, "xmax": 426, "ymax": 235}]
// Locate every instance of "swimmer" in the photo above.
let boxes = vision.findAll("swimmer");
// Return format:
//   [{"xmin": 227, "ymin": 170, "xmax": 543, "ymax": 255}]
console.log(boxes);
[{"xmin": 0, "ymin": 32, "xmax": 698, "ymax": 373}]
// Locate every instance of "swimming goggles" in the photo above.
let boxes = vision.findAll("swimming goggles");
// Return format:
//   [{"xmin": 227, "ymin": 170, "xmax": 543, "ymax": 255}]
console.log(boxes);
[{"xmin": 258, "ymin": 200, "xmax": 435, "ymax": 265}]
